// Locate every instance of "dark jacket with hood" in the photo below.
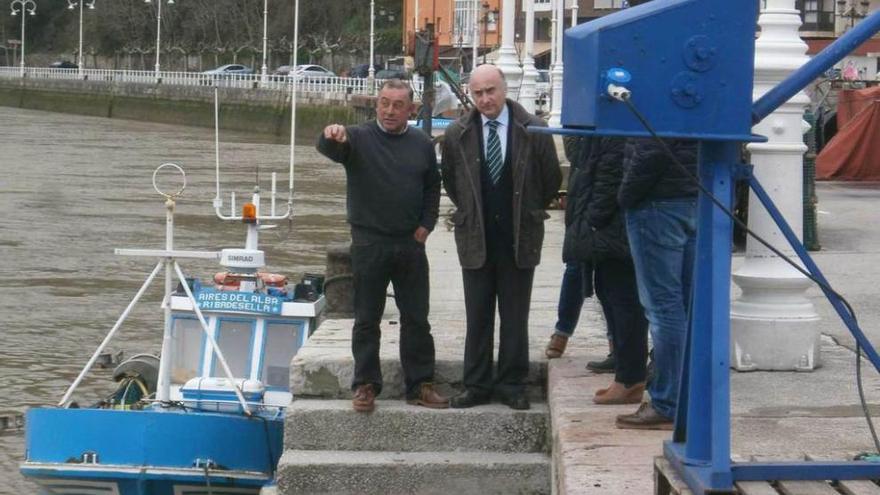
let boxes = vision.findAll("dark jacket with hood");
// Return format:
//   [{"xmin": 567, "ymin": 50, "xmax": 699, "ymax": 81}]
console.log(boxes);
[
  {"xmin": 563, "ymin": 136, "xmax": 630, "ymax": 263},
  {"xmin": 617, "ymin": 138, "xmax": 699, "ymax": 209}
]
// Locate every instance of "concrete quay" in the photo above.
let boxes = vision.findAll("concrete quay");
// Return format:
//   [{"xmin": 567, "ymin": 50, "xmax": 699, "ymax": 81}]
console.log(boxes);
[{"xmin": 283, "ymin": 182, "xmax": 880, "ymax": 494}]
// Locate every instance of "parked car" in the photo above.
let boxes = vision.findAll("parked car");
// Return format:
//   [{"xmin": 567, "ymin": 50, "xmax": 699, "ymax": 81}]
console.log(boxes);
[
  {"xmin": 273, "ymin": 64, "xmax": 336, "ymax": 83},
  {"xmin": 49, "ymin": 61, "xmax": 78, "ymax": 69},
  {"xmin": 375, "ymin": 68, "xmax": 408, "ymax": 80},
  {"xmin": 295, "ymin": 64, "xmax": 336, "ymax": 80},
  {"xmin": 349, "ymin": 63, "xmax": 382, "ymax": 78},
  {"xmin": 202, "ymin": 64, "xmax": 254, "ymax": 76}
]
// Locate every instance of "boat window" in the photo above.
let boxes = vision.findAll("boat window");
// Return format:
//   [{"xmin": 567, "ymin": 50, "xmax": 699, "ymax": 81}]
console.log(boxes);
[
  {"xmin": 211, "ymin": 319, "xmax": 254, "ymax": 378},
  {"xmin": 261, "ymin": 322, "xmax": 302, "ymax": 390},
  {"xmin": 170, "ymin": 317, "xmax": 203, "ymax": 385}
]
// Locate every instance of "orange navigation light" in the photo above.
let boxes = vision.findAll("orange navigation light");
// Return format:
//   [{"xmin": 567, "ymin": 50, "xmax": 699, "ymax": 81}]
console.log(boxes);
[{"xmin": 242, "ymin": 203, "xmax": 257, "ymax": 223}]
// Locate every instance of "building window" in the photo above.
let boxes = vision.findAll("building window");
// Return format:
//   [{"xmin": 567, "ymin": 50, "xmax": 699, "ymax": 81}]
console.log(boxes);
[
  {"xmin": 453, "ymin": 0, "xmax": 480, "ymax": 46},
  {"xmin": 796, "ymin": 0, "xmax": 835, "ymax": 31},
  {"xmin": 594, "ymin": 0, "xmax": 628, "ymax": 8}
]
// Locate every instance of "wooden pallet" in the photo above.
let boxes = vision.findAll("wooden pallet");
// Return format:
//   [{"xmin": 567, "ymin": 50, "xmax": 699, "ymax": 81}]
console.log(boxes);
[{"xmin": 655, "ymin": 457, "xmax": 880, "ymax": 495}]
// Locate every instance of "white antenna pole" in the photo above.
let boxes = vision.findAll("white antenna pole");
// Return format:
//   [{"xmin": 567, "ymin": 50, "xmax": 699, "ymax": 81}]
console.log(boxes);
[
  {"xmin": 271, "ymin": 172, "xmax": 277, "ymax": 217},
  {"xmin": 155, "ymin": 197, "xmax": 176, "ymax": 402},
  {"xmin": 287, "ymin": 0, "xmax": 300, "ymax": 219},
  {"xmin": 213, "ymin": 87, "xmax": 222, "ymax": 210}
]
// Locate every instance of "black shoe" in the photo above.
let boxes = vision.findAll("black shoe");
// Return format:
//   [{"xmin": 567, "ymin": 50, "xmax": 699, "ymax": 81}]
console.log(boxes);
[
  {"xmin": 586, "ymin": 353, "xmax": 616, "ymax": 374},
  {"xmin": 449, "ymin": 390, "xmax": 491, "ymax": 409},
  {"xmin": 499, "ymin": 393, "xmax": 530, "ymax": 410}
]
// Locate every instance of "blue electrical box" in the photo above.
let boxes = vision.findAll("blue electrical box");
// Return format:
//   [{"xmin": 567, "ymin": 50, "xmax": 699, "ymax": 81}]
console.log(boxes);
[{"xmin": 562, "ymin": 0, "xmax": 758, "ymax": 141}]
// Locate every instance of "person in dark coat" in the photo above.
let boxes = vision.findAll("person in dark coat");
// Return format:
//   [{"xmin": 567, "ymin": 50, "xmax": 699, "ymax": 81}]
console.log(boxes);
[
  {"xmin": 440, "ymin": 64, "xmax": 562, "ymax": 410},
  {"xmin": 545, "ymin": 137, "xmax": 594, "ymax": 361},
  {"xmin": 564, "ymin": 136, "xmax": 649, "ymax": 404},
  {"xmin": 615, "ymin": 137, "xmax": 698, "ymax": 429}
]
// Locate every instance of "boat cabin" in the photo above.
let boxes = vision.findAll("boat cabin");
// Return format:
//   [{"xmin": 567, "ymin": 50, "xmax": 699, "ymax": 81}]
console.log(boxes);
[{"xmin": 167, "ymin": 289, "xmax": 324, "ymax": 412}]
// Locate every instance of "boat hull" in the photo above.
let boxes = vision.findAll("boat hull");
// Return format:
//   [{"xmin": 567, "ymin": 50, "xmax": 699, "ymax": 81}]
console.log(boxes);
[{"xmin": 21, "ymin": 407, "xmax": 282, "ymax": 495}]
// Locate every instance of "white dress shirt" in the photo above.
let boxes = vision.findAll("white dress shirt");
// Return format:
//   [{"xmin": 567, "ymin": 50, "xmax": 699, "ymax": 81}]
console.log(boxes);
[{"xmin": 480, "ymin": 104, "xmax": 510, "ymax": 163}]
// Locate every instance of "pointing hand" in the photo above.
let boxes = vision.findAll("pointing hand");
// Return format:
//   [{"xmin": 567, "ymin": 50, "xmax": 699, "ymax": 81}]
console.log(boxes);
[{"xmin": 323, "ymin": 124, "xmax": 348, "ymax": 143}]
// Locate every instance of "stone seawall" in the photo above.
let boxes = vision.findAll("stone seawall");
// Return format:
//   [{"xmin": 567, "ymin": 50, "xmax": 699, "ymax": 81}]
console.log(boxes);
[{"xmin": 0, "ymin": 78, "xmax": 373, "ymax": 140}]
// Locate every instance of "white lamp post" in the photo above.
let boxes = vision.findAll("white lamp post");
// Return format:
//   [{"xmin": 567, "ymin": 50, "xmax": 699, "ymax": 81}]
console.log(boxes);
[
  {"xmin": 730, "ymin": 0, "xmax": 820, "ymax": 371},
  {"xmin": 67, "ymin": 0, "xmax": 95, "ymax": 78},
  {"xmin": 260, "ymin": 0, "xmax": 269, "ymax": 83},
  {"xmin": 494, "ymin": 0, "xmax": 522, "ymax": 93},
  {"xmin": 369, "ymin": 0, "xmax": 376, "ymax": 84},
  {"xmin": 570, "ymin": 0, "xmax": 578, "ymax": 27},
  {"xmin": 10, "ymin": 0, "xmax": 36, "ymax": 78},
  {"xmin": 548, "ymin": 0, "xmax": 564, "ymax": 127},
  {"xmin": 519, "ymin": 0, "xmax": 537, "ymax": 113},
  {"xmin": 144, "ymin": 0, "xmax": 174, "ymax": 82}
]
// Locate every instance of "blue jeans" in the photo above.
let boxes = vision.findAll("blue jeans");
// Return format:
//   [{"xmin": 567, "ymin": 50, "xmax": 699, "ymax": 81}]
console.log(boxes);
[
  {"xmin": 554, "ymin": 262, "xmax": 585, "ymax": 336},
  {"xmin": 625, "ymin": 199, "xmax": 696, "ymax": 419}
]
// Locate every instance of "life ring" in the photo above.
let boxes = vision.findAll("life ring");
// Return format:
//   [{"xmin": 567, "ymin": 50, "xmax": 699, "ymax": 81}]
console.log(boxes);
[{"xmin": 213, "ymin": 272, "xmax": 288, "ymax": 289}]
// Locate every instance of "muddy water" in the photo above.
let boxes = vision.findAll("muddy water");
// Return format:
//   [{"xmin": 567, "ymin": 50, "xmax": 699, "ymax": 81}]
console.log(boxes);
[{"xmin": 0, "ymin": 106, "xmax": 349, "ymax": 493}]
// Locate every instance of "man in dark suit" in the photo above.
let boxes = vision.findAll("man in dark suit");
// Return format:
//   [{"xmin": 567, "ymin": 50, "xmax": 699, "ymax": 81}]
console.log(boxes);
[{"xmin": 440, "ymin": 64, "xmax": 562, "ymax": 410}]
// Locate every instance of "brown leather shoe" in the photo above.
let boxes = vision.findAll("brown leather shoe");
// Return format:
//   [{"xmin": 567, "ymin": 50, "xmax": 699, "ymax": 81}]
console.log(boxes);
[
  {"xmin": 615, "ymin": 402, "xmax": 673, "ymax": 430},
  {"xmin": 593, "ymin": 381, "xmax": 645, "ymax": 405},
  {"xmin": 545, "ymin": 334, "xmax": 569, "ymax": 359},
  {"xmin": 406, "ymin": 382, "xmax": 449, "ymax": 409},
  {"xmin": 352, "ymin": 384, "xmax": 376, "ymax": 413}
]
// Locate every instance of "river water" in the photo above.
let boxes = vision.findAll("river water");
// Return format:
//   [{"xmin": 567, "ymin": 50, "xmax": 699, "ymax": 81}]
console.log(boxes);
[{"xmin": 0, "ymin": 106, "xmax": 350, "ymax": 493}]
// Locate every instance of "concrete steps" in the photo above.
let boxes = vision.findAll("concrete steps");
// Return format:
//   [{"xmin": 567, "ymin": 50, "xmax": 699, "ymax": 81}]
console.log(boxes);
[
  {"xmin": 285, "ymin": 400, "xmax": 550, "ymax": 453},
  {"xmin": 278, "ymin": 319, "xmax": 552, "ymax": 495},
  {"xmin": 291, "ymin": 318, "xmax": 547, "ymax": 400},
  {"xmin": 277, "ymin": 450, "xmax": 550, "ymax": 495}
]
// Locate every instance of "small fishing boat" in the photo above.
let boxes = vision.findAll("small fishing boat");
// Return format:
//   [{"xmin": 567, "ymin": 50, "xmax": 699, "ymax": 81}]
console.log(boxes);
[
  {"xmin": 21, "ymin": 2, "xmax": 317, "ymax": 487},
  {"xmin": 20, "ymin": 157, "xmax": 323, "ymax": 494}
]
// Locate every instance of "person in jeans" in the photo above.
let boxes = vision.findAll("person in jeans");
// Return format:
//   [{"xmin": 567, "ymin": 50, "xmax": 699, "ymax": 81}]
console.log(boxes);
[
  {"xmin": 545, "ymin": 262, "xmax": 592, "ymax": 359},
  {"xmin": 546, "ymin": 137, "xmax": 614, "ymax": 374},
  {"xmin": 615, "ymin": 137, "xmax": 698, "ymax": 429},
  {"xmin": 316, "ymin": 79, "xmax": 447, "ymax": 413}
]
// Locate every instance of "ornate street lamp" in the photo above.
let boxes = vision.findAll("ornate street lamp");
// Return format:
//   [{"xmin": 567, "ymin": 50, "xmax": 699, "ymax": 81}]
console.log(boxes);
[
  {"xmin": 144, "ymin": 0, "xmax": 175, "ymax": 82},
  {"xmin": 369, "ymin": 0, "xmax": 375, "ymax": 83},
  {"xmin": 10, "ymin": 0, "xmax": 36, "ymax": 78},
  {"xmin": 260, "ymin": 0, "xmax": 269, "ymax": 83},
  {"xmin": 837, "ymin": 0, "xmax": 871, "ymax": 31},
  {"xmin": 67, "ymin": 0, "xmax": 96, "ymax": 78}
]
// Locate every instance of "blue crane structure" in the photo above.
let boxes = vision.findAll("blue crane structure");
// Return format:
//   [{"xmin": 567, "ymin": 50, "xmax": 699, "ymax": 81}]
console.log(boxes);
[{"xmin": 533, "ymin": 0, "xmax": 880, "ymax": 492}]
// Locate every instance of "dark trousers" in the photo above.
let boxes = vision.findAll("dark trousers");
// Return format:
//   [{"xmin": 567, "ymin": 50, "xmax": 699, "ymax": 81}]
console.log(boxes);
[
  {"xmin": 350, "ymin": 239, "xmax": 435, "ymax": 398},
  {"xmin": 462, "ymin": 248, "xmax": 535, "ymax": 397},
  {"xmin": 594, "ymin": 257, "xmax": 648, "ymax": 386}
]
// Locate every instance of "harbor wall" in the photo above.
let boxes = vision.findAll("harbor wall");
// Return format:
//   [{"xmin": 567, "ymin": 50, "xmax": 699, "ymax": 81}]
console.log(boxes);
[{"xmin": 0, "ymin": 78, "xmax": 371, "ymax": 140}]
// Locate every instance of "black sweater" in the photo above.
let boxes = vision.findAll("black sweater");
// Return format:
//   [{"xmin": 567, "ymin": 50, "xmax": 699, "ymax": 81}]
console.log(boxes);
[{"xmin": 317, "ymin": 121, "xmax": 441, "ymax": 241}]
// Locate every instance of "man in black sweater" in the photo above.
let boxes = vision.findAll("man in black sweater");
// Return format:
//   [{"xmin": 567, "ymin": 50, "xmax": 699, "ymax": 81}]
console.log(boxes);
[{"xmin": 316, "ymin": 79, "xmax": 446, "ymax": 413}]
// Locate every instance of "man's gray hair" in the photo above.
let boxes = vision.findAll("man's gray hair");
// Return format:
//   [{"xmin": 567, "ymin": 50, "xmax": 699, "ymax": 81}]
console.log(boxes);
[{"xmin": 380, "ymin": 79, "xmax": 414, "ymax": 102}]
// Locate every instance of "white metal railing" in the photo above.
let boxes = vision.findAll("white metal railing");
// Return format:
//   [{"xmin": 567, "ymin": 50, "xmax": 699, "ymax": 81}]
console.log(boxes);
[{"xmin": 0, "ymin": 66, "xmax": 425, "ymax": 96}]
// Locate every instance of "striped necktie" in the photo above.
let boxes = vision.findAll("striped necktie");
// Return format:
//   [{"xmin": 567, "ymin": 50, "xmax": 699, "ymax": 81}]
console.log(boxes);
[{"xmin": 486, "ymin": 120, "xmax": 503, "ymax": 185}]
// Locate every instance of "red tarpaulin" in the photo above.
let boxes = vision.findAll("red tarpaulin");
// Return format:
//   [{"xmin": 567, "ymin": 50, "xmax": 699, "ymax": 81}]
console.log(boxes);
[{"xmin": 816, "ymin": 87, "xmax": 880, "ymax": 181}]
